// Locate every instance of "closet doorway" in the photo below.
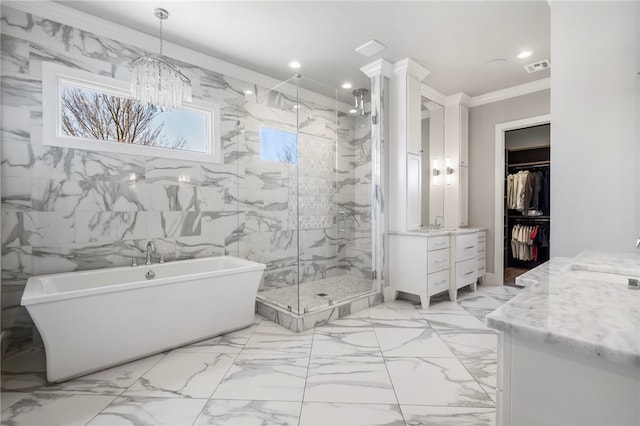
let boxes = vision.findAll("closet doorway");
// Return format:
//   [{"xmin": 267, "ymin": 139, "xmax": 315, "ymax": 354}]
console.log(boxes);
[{"xmin": 493, "ymin": 115, "xmax": 550, "ymax": 286}]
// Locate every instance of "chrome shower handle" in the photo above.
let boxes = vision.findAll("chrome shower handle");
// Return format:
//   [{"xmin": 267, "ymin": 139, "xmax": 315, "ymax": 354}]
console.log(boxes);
[{"xmin": 337, "ymin": 210, "xmax": 347, "ymax": 235}]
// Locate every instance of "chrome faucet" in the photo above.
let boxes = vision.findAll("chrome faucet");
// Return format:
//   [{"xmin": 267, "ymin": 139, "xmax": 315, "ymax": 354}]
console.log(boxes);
[
  {"xmin": 145, "ymin": 241, "xmax": 156, "ymax": 265},
  {"xmin": 433, "ymin": 215, "xmax": 444, "ymax": 229}
]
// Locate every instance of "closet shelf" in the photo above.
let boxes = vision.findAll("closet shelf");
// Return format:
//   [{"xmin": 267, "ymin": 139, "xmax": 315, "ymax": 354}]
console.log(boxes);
[{"xmin": 508, "ymin": 215, "xmax": 550, "ymax": 219}]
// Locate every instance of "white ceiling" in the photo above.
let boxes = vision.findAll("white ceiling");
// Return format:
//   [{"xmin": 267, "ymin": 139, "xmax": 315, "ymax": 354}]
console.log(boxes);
[{"xmin": 56, "ymin": 1, "xmax": 551, "ymax": 104}]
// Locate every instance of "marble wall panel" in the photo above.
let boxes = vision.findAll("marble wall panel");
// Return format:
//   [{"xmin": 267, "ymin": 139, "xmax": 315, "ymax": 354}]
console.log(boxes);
[
  {"xmin": 1, "ymin": 106, "xmax": 30, "ymax": 144},
  {"xmin": 1, "ymin": 35, "xmax": 30, "ymax": 74}
]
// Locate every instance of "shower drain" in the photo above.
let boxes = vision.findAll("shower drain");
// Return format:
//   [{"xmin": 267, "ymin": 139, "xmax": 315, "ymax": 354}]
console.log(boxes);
[{"xmin": 316, "ymin": 292, "xmax": 329, "ymax": 297}]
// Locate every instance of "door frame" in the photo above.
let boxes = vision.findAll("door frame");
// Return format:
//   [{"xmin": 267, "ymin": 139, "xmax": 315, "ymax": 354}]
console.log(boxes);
[{"xmin": 493, "ymin": 114, "xmax": 551, "ymax": 286}]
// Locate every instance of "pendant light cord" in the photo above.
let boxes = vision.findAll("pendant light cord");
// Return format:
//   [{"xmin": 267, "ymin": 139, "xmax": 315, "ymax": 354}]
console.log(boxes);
[{"xmin": 159, "ymin": 17, "xmax": 163, "ymax": 56}]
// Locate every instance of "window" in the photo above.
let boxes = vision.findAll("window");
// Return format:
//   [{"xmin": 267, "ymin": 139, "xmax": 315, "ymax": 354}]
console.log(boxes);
[
  {"xmin": 259, "ymin": 126, "xmax": 297, "ymax": 164},
  {"xmin": 43, "ymin": 62, "xmax": 221, "ymax": 163}
]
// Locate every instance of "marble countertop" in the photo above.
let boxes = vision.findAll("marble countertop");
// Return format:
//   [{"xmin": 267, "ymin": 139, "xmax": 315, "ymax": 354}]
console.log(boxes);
[
  {"xmin": 487, "ymin": 252, "xmax": 640, "ymax": 368},
  {"xmin": 390, "ymin": 227, "xmax": 486, "ymax": 237}
]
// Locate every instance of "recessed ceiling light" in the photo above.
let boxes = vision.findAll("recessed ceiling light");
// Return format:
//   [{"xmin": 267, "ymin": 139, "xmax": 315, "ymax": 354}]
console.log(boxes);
[
  {"xmin": 288, "ymin": 60, "xmax": 301, "ymax": 69},
  {"xmin": 349, "ymin": 108, "xmax": 358, "ymax": 114},
  {"xmin": 341, "ymin": 82, "xmax": 353, "ymax": 89},
  {"xmin": 517, "ymin": 51, "xmax": 533, "ymax": 59},
  {"xmin": 244, "ymin": 89, "xmax": 252, "ymax": 95},
  {"xmin": 293, "ymin": 105, "xmax": 300, "ymax": 109}
]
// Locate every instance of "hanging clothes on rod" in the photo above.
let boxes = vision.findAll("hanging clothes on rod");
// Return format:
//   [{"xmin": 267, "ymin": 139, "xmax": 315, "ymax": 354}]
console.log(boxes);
[
  {"xmin": 510, "ymin": 223, "xmax": 549, "ymax": 262},
  {"xmin": 506, "ymin": 167, "xmax": 550, "ymax": 214}
]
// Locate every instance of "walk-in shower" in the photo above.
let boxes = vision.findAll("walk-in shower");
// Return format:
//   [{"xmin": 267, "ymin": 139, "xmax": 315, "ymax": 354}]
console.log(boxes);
[{"xmin": 233, "ymin": 74, "xmax": 377, "ymax": 321}]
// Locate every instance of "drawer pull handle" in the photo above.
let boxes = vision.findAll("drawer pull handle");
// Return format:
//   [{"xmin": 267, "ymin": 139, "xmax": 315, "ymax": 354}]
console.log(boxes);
[
  {"xmin": 435, "ymin": 259, "xmax": 447, "ymax": 264},
  {"xmin": 435, "ymin": 241, "xmax": 446, "ymax": 246},
  {"xmin": 435, "ymin": 280, "xmax": 447, "ymax": 285},
  {"xmin": 464, "ymin": 271, "xmax": 475, "ymax": 276},
  {"xmin": 464, "ymin": 245, "xmax": 475, "ymax": 249}
]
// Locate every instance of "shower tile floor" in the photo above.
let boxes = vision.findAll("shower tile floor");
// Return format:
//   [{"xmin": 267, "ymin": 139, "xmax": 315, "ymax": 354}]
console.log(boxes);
[
  {"xmin": 257, "ymin": 275, "xmax": 374, "ymax": 313},
  {"xmin": 1, "ymin": 285, "xmax": 521, "ymax": 426}
]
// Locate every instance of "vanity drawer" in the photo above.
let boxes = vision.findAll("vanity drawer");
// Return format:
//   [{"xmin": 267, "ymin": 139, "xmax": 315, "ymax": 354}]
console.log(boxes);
[
  {"xmin": 477, "ymin": 231, "xmax": 486, "ymax": 243},
  {"xmin": 477, "ymin": 247, "xmax": 486, "ymax": 260},
  {"xmin": 428, "ymin": 248, "xmax": 449, "ymax": 273},
  {"xmin": 456, "ymin": 258, "xmax": 477, "ymax": 289},
  {"xmin": 455, "ymin": 234, "xmax": 477, "ymax": 261},
  {"xmin": 428, "ymin": 236, "xmax": 449, "ymax": 251},
  {"xmin": 477, "ymin": 240, "xmax": 486, "ymax": 252},
  {"xmin": 428, "ymin": 269, "xmax": 449, "ymax": 296},
  {"xmin": 477, "ymin": 257, "xmax": 486, "ymax": 269}
]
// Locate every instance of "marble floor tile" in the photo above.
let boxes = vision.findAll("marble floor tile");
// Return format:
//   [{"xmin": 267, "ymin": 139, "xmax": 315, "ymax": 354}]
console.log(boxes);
[
  {"xmin": 86, "ymin": 396, "xmax": 207, "ymax": 425},
  {"xmin": 212, "ymin": 355, "xmax": 308, "ymax": 401},
  {"xmin": 400, "ymin": 405, "xmax": 496, "ymax": 426},
  {"xmin": 0, "ymin": 393, "xmax": 116, "ymax": 426},
  {"xmin": 38, "ymin": 354, "xmax": 164, "ymax": 396},
  {"xmin": 458, "ymin": 357, "xmax": 497, "ymax": 399},
  {"xmin": 1, "ymin": 347, "xmax": 47, "ymax": 393},
  {"xmin": 0, "ymin": 373, "xmax": 47, "ymax": 393},
  {"xmin": 437, "ymin": 330, "xmax": 498, "ymax": 359},
  {"xmin": 311, "ymin": 327, "xmax": 381, "ymax": 356},
  {"xmin": 123, "ymin": 352, "xmax": 235, "ymax": 399},
  {"xmin": 304, "ymin": 356, "xmax": 397, "ymax": 404},
  {"xmin": 194, "ymin": 399, "xmax": 301, "ymax": 426},
  {"xmin": 464, "ymin": 308, "xmax": 496, "ymax": 323},
  {"xmin": 375, "ymin": 328, "xmax": 455, "ymax": 358},
  {"xmin": 242, "ymin": 321, "xmax": 313, "ymax": 355},
  {"xmin": 299, "ymin": 402, "xmax": 405, "ymax": 426},
  {"xmin": 0, "ymin": 392, "xmax": 31, "ymax": 411},
  {"xmin": 478, "ymin": 285, "xmax": 521, "ymax": 302},
  {"xmin": 172, "ymin": 325, "xmax": 257, "ymax": 354},
  {"xmin": 456, "ymin": 293, "xmax": 504, "ymax": 310},
  {"xmin": 420, "ymin": 310, "xmax": 488, "ymax": 332},
  {"xmin": 365, "ymin": 300, "xmax": 428, "ymax": 328},
  {"xmin": 385, "ymin": 357, "xmax": 494, "ymax": 407}
]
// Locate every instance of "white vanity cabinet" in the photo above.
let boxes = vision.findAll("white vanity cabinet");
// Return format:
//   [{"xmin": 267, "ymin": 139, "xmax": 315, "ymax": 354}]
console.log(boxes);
[
  {"xmin": 389, "ymin": 233, "xmax": 450, "ymax": 309},
  {"xmin": 477, "ymin": 230, "xmax": 487, "ymax": 284},
  {"xmin": 449, "ymin": 231, "xmax": 478, "ymax": 301}
]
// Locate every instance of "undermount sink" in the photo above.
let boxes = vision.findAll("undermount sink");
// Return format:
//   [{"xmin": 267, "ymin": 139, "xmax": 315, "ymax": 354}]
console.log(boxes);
[{"xmin": 568, "ymin": 264, "xmax": 640, "ymax": 286}]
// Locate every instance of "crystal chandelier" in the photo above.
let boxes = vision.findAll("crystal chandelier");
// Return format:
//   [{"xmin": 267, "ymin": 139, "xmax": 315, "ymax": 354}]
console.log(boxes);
[{"xmin": 130, "ymin": 8, "xmax": 192, "ymax": 110}]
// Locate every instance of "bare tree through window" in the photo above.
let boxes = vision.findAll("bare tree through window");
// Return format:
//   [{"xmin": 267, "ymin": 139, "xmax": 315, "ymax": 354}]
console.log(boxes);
[{"xmin": 61, "ymin": 87, "xmax": 186, "ymax": 150}]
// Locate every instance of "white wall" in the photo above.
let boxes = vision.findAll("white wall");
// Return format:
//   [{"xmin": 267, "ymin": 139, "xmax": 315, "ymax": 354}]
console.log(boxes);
[
  {"xmin": 468, "ymin": 90, "xmax": 550, "ymax": 275},
  {"xmin": 551, "ymin": 1, "xmax": 639, "ymax": 256}
]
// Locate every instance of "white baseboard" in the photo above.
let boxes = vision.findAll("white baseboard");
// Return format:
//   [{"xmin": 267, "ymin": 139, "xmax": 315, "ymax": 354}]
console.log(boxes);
[{"xmin": 382, "ymin": 286, "xmax": 396, "ymax": 301}]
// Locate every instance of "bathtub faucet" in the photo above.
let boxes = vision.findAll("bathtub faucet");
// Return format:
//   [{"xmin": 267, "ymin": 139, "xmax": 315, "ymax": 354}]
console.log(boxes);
[{"xmin": 146, "ymin": 241, "xmax": 156, "ymax": 265}]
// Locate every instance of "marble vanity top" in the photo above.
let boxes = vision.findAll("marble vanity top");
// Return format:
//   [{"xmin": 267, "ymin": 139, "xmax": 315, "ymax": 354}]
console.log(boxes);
[
  {"xmin": 390, "ymin": 227, "xmax": 486, "ymax": 237},
  {"xmin": 487, "ymin": 252, "xmax": 640, "ymax": 368}
]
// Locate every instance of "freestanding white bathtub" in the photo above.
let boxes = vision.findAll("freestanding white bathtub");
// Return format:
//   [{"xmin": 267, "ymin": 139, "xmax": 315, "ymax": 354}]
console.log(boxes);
[{"xmin": 21, "ymin": 256, "xmax": 266, "ymax": 382}]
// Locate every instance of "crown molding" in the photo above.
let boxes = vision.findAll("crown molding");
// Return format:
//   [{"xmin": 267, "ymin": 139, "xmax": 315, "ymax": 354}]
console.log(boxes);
[
  {"xmin": 360, "ymin": 59, "xmax": 394, "ymax": 78},
  {"xmin": 3, "ymin": 1, "xmax": 353, "ymax": 112},
  {"xmin": 420, "ymin": 83, "xmax": 447, "ymax": 106},
  {"xmin": 468, "ymin": 78, "xmax": 551, "ymax": 108},
  {"xmin": 392, "ymin": 58, "xmax": 430, "ymax": 81},
  {"xmin": 445, "ymin": 92, "xmax": 471, "ymax": 107}
]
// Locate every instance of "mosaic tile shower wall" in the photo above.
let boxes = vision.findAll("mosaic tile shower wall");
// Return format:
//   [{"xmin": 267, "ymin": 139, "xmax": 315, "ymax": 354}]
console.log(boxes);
[{"xmin": 0, "ymin": 6, "xmax": 372, "ymax": 340}]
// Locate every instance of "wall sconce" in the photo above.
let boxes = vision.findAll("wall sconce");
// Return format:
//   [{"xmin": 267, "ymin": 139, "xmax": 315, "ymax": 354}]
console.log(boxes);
[
  {"xmin": 432, "ymin": 159, "xmax": 441, "ymax": 187},
  {"xmin": 353, "ymin": 88, "xmax": 368, "ymax": 116},
  {"xmin": 445, "ymin": 157, "xmax": 454, "ymax": 186}
]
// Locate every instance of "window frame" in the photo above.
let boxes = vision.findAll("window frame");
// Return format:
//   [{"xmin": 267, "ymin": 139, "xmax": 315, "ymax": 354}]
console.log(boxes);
[{"xmin": 42, "ymin": 62, "xmax": 221, "ymax": 164}]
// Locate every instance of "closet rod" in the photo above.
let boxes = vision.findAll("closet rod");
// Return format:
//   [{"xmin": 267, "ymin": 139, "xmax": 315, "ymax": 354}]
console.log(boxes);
[{"xmin": 507, "ymin": 161, "xmax": 550, "ymax": 169}]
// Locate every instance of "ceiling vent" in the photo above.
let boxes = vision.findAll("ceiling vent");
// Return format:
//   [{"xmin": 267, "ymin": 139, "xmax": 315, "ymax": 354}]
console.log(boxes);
[
  {"xmin": 524, "ymin": 59, "xmax": 551, "ymax": 73},
  {"xmin": 355, "ymin": 39, "xmax": 386, "ymax": 57}
]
